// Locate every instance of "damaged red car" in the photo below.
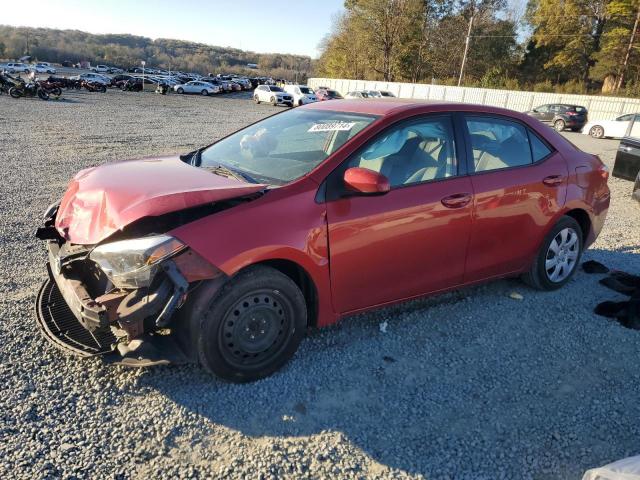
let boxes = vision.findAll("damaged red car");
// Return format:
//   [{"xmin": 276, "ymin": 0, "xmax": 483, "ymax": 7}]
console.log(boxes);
[{"xmin": 36, "ymin": 100, "xmax": 610, "ymax": 382}]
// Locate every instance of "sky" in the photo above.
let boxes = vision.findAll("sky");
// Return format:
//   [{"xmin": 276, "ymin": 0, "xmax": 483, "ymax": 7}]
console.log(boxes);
[{"xmin": 3, "ymin": 0, "xmax": 345, "ymax": 58}]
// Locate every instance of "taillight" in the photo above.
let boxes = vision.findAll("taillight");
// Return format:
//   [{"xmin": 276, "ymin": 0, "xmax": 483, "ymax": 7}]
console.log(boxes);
[
  {"xmin": 597, "ymin": 160, "xmax": 609, "ymax": 180},
  {"xmin": 565, "ymin": 111, "xmax": 577, "ymax": 116}
]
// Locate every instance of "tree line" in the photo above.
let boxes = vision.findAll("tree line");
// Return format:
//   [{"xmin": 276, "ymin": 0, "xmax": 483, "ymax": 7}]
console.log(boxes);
[
  {"xmin": 316, "ymin": 0, "xmax": 640, "ymax": 97},
  {"xmin": 0, "ymin": 25, "xmax": 313, "ymax": 80}
]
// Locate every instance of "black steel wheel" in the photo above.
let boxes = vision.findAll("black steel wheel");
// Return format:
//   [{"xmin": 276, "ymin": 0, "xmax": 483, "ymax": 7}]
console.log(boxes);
[{"xmin": 197, "ymin": 265, "xmax": 307, "ymax": 382}]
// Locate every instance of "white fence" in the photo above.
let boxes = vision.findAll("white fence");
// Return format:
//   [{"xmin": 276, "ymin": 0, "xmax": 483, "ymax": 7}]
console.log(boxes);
[{"xmin": 308, "ymin": 77, "xmax": 640, "ymax": 121}]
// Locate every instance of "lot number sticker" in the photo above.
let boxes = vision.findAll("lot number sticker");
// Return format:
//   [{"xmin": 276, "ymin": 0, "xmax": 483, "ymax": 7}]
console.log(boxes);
[{"xmin": 308, "ymin": 122, "xmax": 356, "ymax": 132}]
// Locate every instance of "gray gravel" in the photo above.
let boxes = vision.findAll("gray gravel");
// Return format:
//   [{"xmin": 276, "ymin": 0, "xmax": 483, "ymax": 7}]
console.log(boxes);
[{"xmin": 1, "ymin": 90, "xmax": 639, "ymax": 480}]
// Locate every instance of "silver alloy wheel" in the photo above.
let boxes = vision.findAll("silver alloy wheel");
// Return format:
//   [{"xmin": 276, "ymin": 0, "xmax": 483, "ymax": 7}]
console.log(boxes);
[
  {"xmin": 554, "ymin": 120, "xmax": 565, "ymax": 132},
  {"xmin": 545, "ymin": 227, "xmax": 579, "ymax": 283},
  {"xmin": 590, "ymin": 125, "xmax": 604, "ymax": 138}
]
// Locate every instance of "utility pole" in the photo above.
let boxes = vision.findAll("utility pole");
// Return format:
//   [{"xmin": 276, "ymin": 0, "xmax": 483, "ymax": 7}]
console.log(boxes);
[
  {"xmin": 458, "ymin": 14, "xmax": 474, "ymax": 87},
  {"xmin": 616, "ymin": 4, "xmax": 640, "ymax": 92}
]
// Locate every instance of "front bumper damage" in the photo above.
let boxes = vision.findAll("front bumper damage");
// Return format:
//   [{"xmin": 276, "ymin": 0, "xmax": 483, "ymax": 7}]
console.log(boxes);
[{"xmin": 35, "ymin": 235, "xmax": 222, "ymax": 366}]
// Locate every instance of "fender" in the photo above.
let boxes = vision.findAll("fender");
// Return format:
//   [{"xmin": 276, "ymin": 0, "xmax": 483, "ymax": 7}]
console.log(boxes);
[{"xmin": 169, "ymin": 178, "xmax": 339, "ymax": 327}]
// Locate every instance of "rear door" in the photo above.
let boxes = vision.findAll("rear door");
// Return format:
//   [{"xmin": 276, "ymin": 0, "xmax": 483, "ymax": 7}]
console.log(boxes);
[
  {"xmin": 325, "ymin": 114, "xmax": 473, "ymax": 313},
  {"xmin": 613, "ymin": 116, "xmax": 640, "ymax": 181},
  {"xmin": 462, "ymin": 114, "xmax": 569, "ymax": 281}
]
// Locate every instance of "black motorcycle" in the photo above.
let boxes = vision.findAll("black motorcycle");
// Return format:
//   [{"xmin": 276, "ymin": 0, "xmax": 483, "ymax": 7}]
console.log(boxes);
[
  {"xmin": 0, "ymin": 72, "xmax": 18, "ymax": 95},
  {"xmin": 8, "ymin": 76, "xmax": 49, "ymax": 100},
  {"xmin": 118, "ymin": 78, "xmax": 142, "ymax": 92}
]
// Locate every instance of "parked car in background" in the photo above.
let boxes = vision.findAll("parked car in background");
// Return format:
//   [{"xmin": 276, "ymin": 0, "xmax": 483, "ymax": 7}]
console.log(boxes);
[
  {"xmin": 35, "ymin": 100, "xmax": 609, "ymax": 382},
  {"xmin": 613, "ymin": 114, "xmax": 640, "ymax": 199},
  {"xmin": 316, "ymin": 88, "xmax": 344, "ymax": 101},
  {"xmin": 69, "ymin": 73, "xmax": 110, "ymax": 85},
  {"xmin": 174, "ymin": 81, "xmax": 220, "ymax": 95},
  {"xmin": 253, "ymin": 85, "xmax": 293, "ymax": 106},
  {"xmin": 32, "ymin": 63, "xmax": 57, "ymax": 74},
  {"xmin": 344, "ymin": 90, "xmax": 370, "ymax": 99},
  {"xmin": 92, "ymin": 65, "xmax": 112, "ymax": 74},
  {"xmin": 582, "ymin": 113, "xmax": 640, "ymax": 139},
  {"xmin": 365, "ymin": 90, "xmax": 396, "ymax": 98},
  {"xmin": 283, "ymin": 84, "xmax": 317, "ymax": 106},
  {"xmin": 1, "ymin": 62, "xmax": 31, "ymax": 73},
  {"xmin": 526, "ymin": 104, "xmax": 588, "ymax": 132}
]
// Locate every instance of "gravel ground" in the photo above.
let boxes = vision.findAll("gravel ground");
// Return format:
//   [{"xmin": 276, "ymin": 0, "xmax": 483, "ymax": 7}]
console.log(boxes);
[{"xmin": 1, "ymin": 90, "xmax": 639, "ymax": 480}]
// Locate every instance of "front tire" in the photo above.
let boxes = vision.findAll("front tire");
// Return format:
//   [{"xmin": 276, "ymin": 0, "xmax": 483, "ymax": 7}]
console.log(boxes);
[
  {"xmin": 271, "ymin": 96, "xmax": 277, "ymax": 106},
  {"xmin": 9, "ymin": 87, "xmax": 22, "ymax": 98},
  {"xmin": 254, "ymin": 95, "xmax": 260, "ymax": 104},
  {"xmin": 522, "ymin": 216, "xmax": 583, "ymax": 290},
  {"xmin": 201, "ymin": 89, "xmax": 208, "ymax": 96},
  {"xmin": 177, "ymin": 87, "xmax": 184, "ymax": 94},
  {"xmin": 554, "ymin": 119, "xmax": 566, "ymax": 132},
  {"xmin": 197, "ymin": 265, "xmax": 307, "ymax": 383},
  {"xmin": 589, "ymin": 125, "xmax": 604, "ymax": 139}
]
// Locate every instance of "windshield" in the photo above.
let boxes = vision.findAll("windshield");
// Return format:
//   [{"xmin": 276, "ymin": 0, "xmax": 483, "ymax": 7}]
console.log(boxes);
[
  {"xmin": 199, "ymin": 109, "xmax": 378, "ymax": 185},
  {"xmin": 300, "ymin": 87, "xmax": 313, "ymax": 94},
  {"xmin": 269, "ymin": 86, "xmax": 283, "ymax": 92}
]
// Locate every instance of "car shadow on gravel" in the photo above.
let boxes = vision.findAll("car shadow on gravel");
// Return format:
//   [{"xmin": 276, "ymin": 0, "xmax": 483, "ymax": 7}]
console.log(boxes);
[{"xmin": 137, "ymin": 247, "xmax": 640, "ymax": 478}]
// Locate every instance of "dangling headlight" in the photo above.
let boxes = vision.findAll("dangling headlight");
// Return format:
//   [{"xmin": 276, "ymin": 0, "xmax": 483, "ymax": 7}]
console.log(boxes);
[{"xmin": 90, "ymin": 234, "xmax": 186, "ymax": 289}]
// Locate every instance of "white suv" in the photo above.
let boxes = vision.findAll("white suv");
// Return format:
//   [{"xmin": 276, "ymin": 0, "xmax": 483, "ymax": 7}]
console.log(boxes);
[
  {"xmin": 283, "ymin": 84, "xmax": 317, "ymax": 106},
  {"xmin": 92, "ymin": 65, "xmax": 112, "ymax": 74},
  {"xmin": 1, "ymin": 62, "xmax": 30, "ymax": 73},
  {"xmin": 253, "ymin": 85, "xmax": 293, "ymax": 107}
]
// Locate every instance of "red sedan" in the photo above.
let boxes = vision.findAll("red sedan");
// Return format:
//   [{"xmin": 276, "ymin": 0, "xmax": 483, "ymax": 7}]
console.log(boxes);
[{"xmin": 36, "ymin": 100, "xmax": 610, "ymax": 382}]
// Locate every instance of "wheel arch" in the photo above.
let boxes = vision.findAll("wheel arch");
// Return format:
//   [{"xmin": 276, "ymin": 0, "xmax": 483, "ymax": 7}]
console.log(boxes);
[
  {"xmin": 563, "ymin": 208, "xmax": 592, "ymax": 245},
  {"xmin": 236, "ymin": 258, "xmax": 319, "ymax": 328}
]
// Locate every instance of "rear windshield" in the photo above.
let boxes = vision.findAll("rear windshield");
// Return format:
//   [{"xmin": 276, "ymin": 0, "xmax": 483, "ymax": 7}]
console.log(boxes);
[{"xmin": 568, "ymin": 106, "xmax": 587, "ymax": 113}]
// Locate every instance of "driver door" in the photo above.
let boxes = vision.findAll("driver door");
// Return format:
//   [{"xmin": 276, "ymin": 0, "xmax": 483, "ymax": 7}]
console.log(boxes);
[{"xmin": 325, "ymin": 114, "xmax": 474, "ymax": 314}]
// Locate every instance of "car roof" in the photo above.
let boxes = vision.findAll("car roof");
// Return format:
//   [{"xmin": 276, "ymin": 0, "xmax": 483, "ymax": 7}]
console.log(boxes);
[{"xmin": 303, "ymin": 98, "xmax": 529, "ymax": 118}]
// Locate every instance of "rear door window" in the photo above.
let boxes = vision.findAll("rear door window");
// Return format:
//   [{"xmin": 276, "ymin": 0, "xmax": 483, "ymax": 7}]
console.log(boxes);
[{"xmin": 466, "ymin": 116, "xmax": 533, "ymax": 172}]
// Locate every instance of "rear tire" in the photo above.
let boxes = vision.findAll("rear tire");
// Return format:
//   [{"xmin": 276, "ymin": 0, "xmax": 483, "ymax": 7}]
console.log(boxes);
[
  {"xmin": 522, "ymin": 216, "xmax": 583, "ymax": 291},
  {"xmin": 9, "ymin": 87, "xmax": 21, "ymax": 98},
  {"xmin": 589, "ymin": 125, "xmax": 604, "ymax": 138},
  {"xmin": 197, "ymin": 265, "xmax": 307, "ymax": 383},
  {"xmin": 201, "ymin": 89, "xmax": 208, "ymax": 96},
  {"xmin": 554, "ymin": 119, "xmax": 566, "ymax": 132},
  {"xmin": 254, "ymin": 95, "xmax": 260, "ymax": 104},
  {"xmin": 38, "ymin": 89, "xmax": 50, "ymax": 100},
  {"xmin": 177, "ymin": 87, "xmax": 184, "ymax": 94}
]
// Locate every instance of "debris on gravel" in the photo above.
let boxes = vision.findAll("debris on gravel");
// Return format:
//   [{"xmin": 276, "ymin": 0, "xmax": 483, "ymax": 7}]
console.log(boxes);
[{"xmin": 1, "ymin": 91, "xmax": 639, "ymax": 480}]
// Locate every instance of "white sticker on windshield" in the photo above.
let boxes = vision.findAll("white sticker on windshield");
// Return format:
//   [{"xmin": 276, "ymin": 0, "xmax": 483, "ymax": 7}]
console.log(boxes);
[{"xmin": 308, "ymin": 122, "xmax": 356, "ymax": 132}]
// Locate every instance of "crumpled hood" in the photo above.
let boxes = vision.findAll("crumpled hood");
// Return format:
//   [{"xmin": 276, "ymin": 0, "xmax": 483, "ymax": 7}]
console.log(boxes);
[{"xmin": 55, "ymin": 155, "xmax": 265, "ymax": 245}]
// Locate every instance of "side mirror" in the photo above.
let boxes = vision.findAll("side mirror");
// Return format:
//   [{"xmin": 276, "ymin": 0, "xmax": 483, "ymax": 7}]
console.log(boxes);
[{"xmin": 344, "ymin": 167, "xmax": 390, "ymax": 194}]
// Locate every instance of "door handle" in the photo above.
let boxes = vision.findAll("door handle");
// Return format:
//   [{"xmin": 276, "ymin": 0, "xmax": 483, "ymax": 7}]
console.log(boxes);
[
  {"xmin": 441, "ymin": 193, "xmax": 472, "ymax": 208},
  {"xmin": 543, "ymin": 175, "xmax": 565, "ymax": 187}
]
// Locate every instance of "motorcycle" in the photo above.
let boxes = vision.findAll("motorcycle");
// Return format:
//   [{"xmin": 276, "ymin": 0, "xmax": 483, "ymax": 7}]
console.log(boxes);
[
  {"xmin": 0, "ymin": 72, "xmax": 19, "ymax": 95},
  {"xmin": 8, "ymin": 76, "xmax": 49, "ymax": 100},
  {"xmin": 117, "ymin": 79, "xmax": 142, "ymax": 92},
  {"xmin": 38, "ymin": 79, "xmax": 63, "ymax": 98},
  {"xmin": 81, "ymin": 80, "xmax": 107, "ymax": 93}
]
